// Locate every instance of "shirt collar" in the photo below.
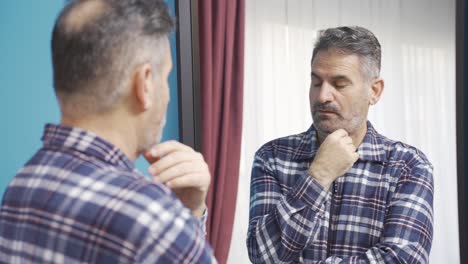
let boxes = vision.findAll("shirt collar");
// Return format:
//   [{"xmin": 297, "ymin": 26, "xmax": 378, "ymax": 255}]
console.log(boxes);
[
  {"xmin": 356, "ymin": 122, "xmax": 388, "ymax": 162},
  {"xmin": 292, "ymin": 121, "xmax": 388, "ymax": 163},
  {"xmin": 41, "ymin": 124, "xmax": 135, "ymax": 172},
  {"xmin": 291, "ymin": 124, "xmax": 319, "ymax": 161}
]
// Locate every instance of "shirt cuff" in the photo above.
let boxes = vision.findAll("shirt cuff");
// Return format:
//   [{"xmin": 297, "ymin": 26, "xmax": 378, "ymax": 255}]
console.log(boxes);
[
  {"xmin": 198, "ymin": 207, "xmax": 208, "ymax": 236},
  {"xmin": 286, "ymin": 172, "xmax": 331, "ymax": 216}
]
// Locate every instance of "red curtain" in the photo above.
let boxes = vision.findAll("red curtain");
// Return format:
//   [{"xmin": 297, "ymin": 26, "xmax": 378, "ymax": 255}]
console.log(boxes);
[{"xmin": 198, "ymin": 0, "xmax": 245, "ymax": 263}]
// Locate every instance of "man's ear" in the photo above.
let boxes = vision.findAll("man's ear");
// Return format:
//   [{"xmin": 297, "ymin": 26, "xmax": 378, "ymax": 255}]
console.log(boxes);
[
  {"xmin": 369, "ymin": 78, "xmax": 384, "ymax": 105},
  {"xmin": 133, "ymin": 63, "xmax": 154, "ymax": 111}
]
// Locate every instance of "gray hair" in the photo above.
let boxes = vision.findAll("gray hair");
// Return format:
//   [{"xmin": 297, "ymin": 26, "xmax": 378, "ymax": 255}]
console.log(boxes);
[
  {"xmin": 52, "ymin": 0, "xmax": 175, "ymax": 116},
  {"xmin": 312, "ymin": 26, "xmax": 381, "ymax": 81}
]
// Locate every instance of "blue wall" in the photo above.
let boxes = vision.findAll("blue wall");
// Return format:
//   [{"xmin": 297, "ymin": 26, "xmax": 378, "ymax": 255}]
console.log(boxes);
[{"xmin": 0, "ymin": 1, "xmax": 179, "ymax": 198}]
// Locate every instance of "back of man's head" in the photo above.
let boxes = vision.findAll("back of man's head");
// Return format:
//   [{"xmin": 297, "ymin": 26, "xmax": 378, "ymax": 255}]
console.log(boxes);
[{"xmin": 52, "ymin": 0, "xmax": 174, "ymax": 117}]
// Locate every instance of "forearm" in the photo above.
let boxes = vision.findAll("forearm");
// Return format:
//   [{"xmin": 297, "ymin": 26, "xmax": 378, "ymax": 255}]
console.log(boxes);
[
  {"xmin": 307, "ymin": 239, "xmax": 431, "ymax": 264},
  {"xmin": 247, "ymin": 175, "xmax": 331, "ymax": 263}
]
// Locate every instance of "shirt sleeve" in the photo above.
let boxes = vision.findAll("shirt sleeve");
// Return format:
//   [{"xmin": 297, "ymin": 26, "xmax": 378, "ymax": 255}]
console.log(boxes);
[
  {"xmin": 199, "ymin": 207, "xmax": 208, "ymax": 236},
  {"xmin": 134, "ymin": 187, "xmax": 217, "ymax": 264},
  {"xmin": 247, "ymin": 152, "xmax": 331, "ymax": 263},
  {"xmin": 318, "ymin": 161, "xmax": 434, "ymax": 264}
]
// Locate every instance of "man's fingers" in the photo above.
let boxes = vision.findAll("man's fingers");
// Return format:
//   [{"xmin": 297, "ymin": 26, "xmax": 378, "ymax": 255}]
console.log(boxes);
[
  {"xmin": 145, "ymin": 140, "xmax": 194, "ymax": 160},
  {"xmin": 342, "ymin": 136, "xmax": 353, "ymax": 145},
  {"xmin": 344, "ymin": 144, "xmax": 355, "ymax": 154},
  {"xmin": 352, "ymin": 152, "xmax": 360, "ymax": 162},
  {"xmin": 153, "ymin": 160, "xmax": 206, "ymax": 183},
  {"xmin": 166, "ymin": 173, "xmax": 203, "ymax": 189},
  {"xmin": 148, "ymin": 151, "xmax": 202, "ymax": 175},
  {"xmin": 331, "ymin": 128, "xmax": 348, "ymax": 138}
]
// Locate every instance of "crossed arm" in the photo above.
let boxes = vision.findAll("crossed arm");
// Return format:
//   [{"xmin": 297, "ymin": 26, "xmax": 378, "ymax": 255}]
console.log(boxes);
[{"xmin": 247, "ymin": 153, "xmax": 434, "ymax": 264}]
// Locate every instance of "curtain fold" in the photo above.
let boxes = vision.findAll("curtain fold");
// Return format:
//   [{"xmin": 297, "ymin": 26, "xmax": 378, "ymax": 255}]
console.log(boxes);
[{"xmin": 198, "ymin": 0, "xmax": 245, "ymax": 263}]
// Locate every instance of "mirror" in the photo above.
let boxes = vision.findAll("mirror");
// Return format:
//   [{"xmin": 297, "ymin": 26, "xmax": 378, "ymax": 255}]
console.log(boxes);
[{"xmin": 229, "ymin": 0, "xmax": 458, "ymax": 263}]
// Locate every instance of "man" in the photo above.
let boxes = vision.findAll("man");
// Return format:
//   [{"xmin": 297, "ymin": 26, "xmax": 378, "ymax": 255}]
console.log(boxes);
[
  {"xmin": 247, "ymin": 26, "xmax": 433, "ymax": 263},
  {"xmin": 0, "ymin": 0, "xmax": 216, "ymax": 263}
]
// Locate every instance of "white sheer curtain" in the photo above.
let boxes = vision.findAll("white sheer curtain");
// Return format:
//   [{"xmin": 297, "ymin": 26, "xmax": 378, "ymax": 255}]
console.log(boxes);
[{"xmin": 228, "ymin": 0, "xmax": 458, "ymax": 263}]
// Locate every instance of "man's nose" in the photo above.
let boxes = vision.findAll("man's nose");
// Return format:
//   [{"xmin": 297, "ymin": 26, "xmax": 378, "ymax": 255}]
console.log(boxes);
[{"xmin": 317, "ymin": 82, "xmax": 334, "ymax": 103}]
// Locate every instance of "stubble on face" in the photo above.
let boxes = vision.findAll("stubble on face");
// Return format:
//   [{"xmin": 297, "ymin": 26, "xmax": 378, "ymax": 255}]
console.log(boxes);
[
  {"xmin": 310, "ymin": 50, "xmax": 371, "ymax": 141},
  {"xmin": 138, "ymin": 39, "xmax": 172, "ymax": 154}
]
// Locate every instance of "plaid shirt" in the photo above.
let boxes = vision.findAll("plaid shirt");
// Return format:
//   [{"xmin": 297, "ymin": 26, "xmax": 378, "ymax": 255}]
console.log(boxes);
[
  {"xmin": 0, "ymin": 124, "xmax": 216, "ymax": 263},
  {"xmin": 247, "ymin": 122, "xmax": 433, "ymax": 263}
]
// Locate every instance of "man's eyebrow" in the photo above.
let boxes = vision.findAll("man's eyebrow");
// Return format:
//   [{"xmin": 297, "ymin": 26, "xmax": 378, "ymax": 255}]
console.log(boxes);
[
  {"xmin": 311, "ymin": 73, "xmax": 352, "ymax": 83},
  {"xmin": 331, "ymin": 75, "xmax": 353, "ymax": 83},
  {"xmin": 311, "ymin": 72, "xmax": 321, "ymax": 80}
]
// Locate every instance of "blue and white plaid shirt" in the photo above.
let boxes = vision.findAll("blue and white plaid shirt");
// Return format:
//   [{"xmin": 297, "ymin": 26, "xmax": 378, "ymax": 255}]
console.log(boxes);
[
  {"xmin": 0, "ymin": 124, "xmax": 216, "ymax": 263},
  {"xmin": 247, "ymin": 122, "xmax": 433, "ymax": 263}
]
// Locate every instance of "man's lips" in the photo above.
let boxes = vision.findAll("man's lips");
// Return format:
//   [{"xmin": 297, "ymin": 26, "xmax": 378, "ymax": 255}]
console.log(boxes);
[{"xmin": 317, "ymin": 110, "xmax": 337, "ymax": 115}]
